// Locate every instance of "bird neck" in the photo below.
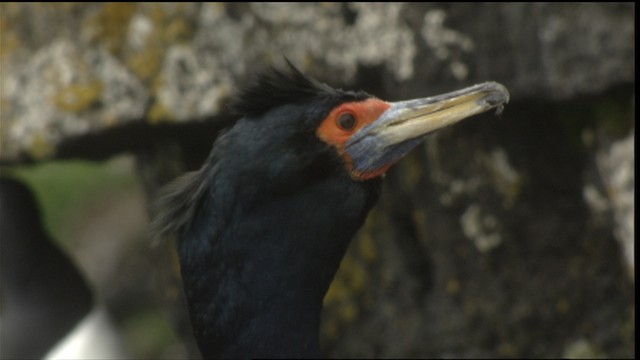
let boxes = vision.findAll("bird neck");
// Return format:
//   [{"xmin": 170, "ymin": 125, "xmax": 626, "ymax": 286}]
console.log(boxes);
[{"xmin": 178, "ymin": 174, "xmax": 381, "ymax": 358}]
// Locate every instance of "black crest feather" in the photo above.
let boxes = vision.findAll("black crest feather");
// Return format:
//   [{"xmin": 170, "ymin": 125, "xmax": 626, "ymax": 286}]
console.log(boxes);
[
  {"xmin": 228, "ymin": 60, "xmax": 343, "ymax": 118},
  {"xmin": 152, "ymin": 61, "xmax": 371, "ymax": 242}
]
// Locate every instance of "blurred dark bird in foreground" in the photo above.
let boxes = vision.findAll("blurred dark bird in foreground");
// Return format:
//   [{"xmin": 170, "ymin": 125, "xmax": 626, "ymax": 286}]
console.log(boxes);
[
  {"xmin": 0, "ymin": 177, "xmax": 125, "ymax": 359},
  {"xmin": 154, "ymin": 63, "xmax": 509, "ymax": 358}
]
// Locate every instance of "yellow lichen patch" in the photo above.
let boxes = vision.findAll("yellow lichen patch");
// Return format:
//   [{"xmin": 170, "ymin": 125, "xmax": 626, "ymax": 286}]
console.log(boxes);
[
  {"xmin": 125, "ymin": 5, "xmax": 195, "ymax": 86},
  {"xmin": 164, "ymin": 18, "xmax": 193, "ymax": 43},
  {"xmin": 0, "ymin": 8, "xmax": 21, "ymax": 61},
  {"xmin": 336, "ymin": 301, "xmax": 359, "ymax": 323},
  {"xmin": 147, "ymin": 3, "xmax": 169, "ymax": 26},
  {"xmin": 324, "ymin": 256, "xmax": 368, "ymax": 306},
  {"xmin": 340, "ymin": 256, "xmax": 368, "ymax": 292},
  {"xmin": 103, "ymin": 113, "xmax": 120, "ymax": 127},
  {"xmin": 147, "ymin": 3, "xmax": 194, "ymax": 42},
  {"xmin": 52, "ymin": 81, "xmax": 103, "ymax": 113},
  {"xmin": 321, "ymin": 230, "xmax": 382, "ymax": 340},
  {"xmin": 323, "ymin": 273, "xmax": 349, "ymax": 306},
  {"xmin": 0, "ymin": 31, "xmax": 21, "ymax": 60},
  {"xmin": 322, "ymin": 254, "xmax": 369, "ymax": 341},
  {"xmin": 27, "ymin": 133, "xmax": 55, "ymax": 159},
  {"xmin": 148, "ymin": 101, "xmax": 175, "ymax": 124},
  {"xmin": 85, "ymin": 2, "xmax": 137, "ymax": 55},
  {"xmin": 358, "ymin": 234, "xmax": 378, "ymax": 263},
  {"xmin": 128, "ymin": 44, "xmax": 164, "ymax": 81}
]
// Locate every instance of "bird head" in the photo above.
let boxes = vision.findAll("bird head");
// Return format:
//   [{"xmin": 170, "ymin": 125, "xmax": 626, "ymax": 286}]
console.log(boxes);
[{"xmin": 224, "ymin": 61, "xmax": 509, "ymax": 190}]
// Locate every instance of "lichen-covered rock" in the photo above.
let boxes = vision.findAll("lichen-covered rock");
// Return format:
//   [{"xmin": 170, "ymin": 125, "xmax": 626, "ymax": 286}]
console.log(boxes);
[
  {"xmin": 1, "ymin": 3, "xmax": 634, "ymax": 161},
  {"xmin": 2, "ymin": 40, "xmax": 148, "ymax": 158}
]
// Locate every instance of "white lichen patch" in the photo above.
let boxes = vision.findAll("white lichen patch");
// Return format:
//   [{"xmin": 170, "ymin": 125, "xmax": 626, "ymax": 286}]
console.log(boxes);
[
  {"xmin": 127, "ymin": 14, "xmax": 154, "ymax": 50},
  {"xmin": 461, "ymin": 203, "xmax": 502, "ymax": 252},
  {"xmin": 583, "ymin": 184, "xmax": 610, "ymax": 215},
  {"xmin": 563, "ymin": 338, "xmax": 605, "ymax": 359},
  {"xmin": 485, "ymin": 148, "xmax": 522, "ymax": 208},
  {"xmin": 155, "ymin": 45, "xmax": 230, "ymax": 121},
  {"xmin": 433, "ymin": 145, "xmax": 521, "ymax": 210},
  {"xmin": 595, "ymin": 131, "xmax": 635, "ymax": 279},
  {"xmin": 2, "ymin": 40, "xmax": 148, "ymax": 158},
  {"xmin": 195, "ymin": 3, "xmax": 416, "ymax": 83},
  {"xmin": 421, "ymin": 9, "xmax": 475, "ymax": 81}
]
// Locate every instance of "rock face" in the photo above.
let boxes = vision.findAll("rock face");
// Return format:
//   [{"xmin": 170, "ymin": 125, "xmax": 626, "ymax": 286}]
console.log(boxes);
[{"xmin": 1, "ymin": 3, "xmax": 634, "ymax": 358}]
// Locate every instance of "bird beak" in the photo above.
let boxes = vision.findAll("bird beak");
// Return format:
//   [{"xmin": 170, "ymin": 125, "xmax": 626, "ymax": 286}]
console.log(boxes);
[{"xmin": 345, "ymin": 82, "xmax": 509, "ymax": 179}]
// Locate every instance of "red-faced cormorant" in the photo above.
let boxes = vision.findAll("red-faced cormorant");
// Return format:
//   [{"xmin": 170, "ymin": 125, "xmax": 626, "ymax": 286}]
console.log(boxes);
[{"xmin": 153, "ymin": 63, "xmax": 509, "ymax": 358}]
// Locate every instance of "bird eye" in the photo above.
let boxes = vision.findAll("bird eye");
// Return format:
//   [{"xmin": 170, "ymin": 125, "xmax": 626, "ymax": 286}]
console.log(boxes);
[{"xmin": 337, "ymin": 113, "xmax": 357, "ymax": 131}]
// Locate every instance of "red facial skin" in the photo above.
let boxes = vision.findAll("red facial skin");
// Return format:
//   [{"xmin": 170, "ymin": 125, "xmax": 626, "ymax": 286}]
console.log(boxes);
[{"xmin": 316, "ymin": 98, "xmax": 391, "ymax": 180}]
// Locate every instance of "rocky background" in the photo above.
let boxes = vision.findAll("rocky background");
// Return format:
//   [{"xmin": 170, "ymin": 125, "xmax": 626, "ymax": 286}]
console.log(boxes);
[{"xmin": 1, "ymin": 3, "xmax": 634, "ymax": 358}]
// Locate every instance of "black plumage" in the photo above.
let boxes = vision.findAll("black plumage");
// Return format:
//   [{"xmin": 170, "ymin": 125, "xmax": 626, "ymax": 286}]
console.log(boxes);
[{"xmin": 154, "ymin": 63, "xmax": 509, "ymax": 358}]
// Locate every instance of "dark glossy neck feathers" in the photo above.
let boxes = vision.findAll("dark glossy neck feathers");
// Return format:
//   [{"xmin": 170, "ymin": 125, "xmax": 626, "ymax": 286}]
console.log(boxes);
[{"xmin": 177, "ymin": 165, "xmax": 380, "ymax": 358}]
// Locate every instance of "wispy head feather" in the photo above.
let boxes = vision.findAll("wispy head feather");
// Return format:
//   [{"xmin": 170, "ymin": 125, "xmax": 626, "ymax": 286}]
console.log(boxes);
[
  {"xmin": 150, "ymin": 158, "xmax": 215, "ymax": 243},
  {"xmin": 228, "ymin": 60, "xmax": 342, "ymax": 118}
]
